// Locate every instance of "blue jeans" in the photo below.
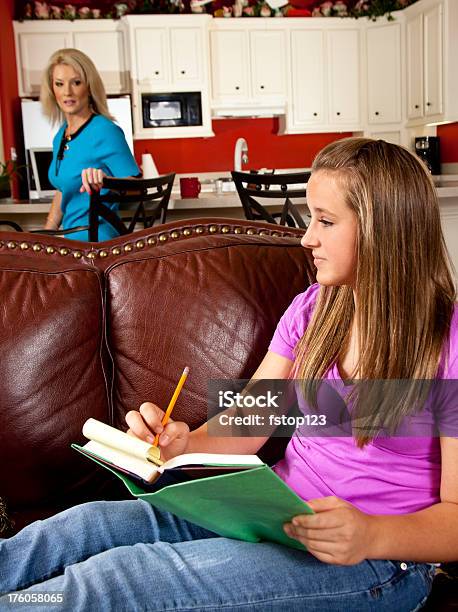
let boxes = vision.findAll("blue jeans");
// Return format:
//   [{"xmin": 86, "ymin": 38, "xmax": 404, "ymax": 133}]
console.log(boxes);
[{"xmin": 0, "ymin": 500, "xmax": 434, "ymax": 611}]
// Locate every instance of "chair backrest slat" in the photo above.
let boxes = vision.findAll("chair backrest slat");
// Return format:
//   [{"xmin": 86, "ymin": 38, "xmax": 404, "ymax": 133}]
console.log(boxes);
[
  {"xmin": 231, "ymin": 170, "xmax": 310, "ymax": 230},
  {"xmin": 89, "ymin": 173, "xmax": 175, "ymax": 241}
]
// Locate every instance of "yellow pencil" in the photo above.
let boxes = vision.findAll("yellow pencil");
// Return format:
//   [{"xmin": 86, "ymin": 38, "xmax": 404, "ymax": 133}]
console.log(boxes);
[{"xmin": 153, "ymin": 366, "xmax": 189, "ymax": 447}]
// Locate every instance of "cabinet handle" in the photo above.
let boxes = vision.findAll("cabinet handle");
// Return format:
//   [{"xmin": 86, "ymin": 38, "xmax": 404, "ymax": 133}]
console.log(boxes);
[
  {"xmin": 154, "ymin": 71, "xmax": 160, "ymax": 75},
  {"xmin": 426, "ymin": 102, "xmax": 432, "ymax": 106},
  {"xmin": 313, "ymin": 112, "xmax": 318, "ymax": 116},
  {"xmin": 260, "ymin": 85, "xmax": 264, "ymax": 90},
  {"xmin": 235, "ymin": 86, "xmax": 240, "ymax": 90},
  {"xmin": 181, "ymin": 70, "xmax": 186, "ymax": 75},
  {"xmin": 415, "ymin": 104, "xmax": 420, "ymax": 109},
  {"xmin": 375, "ymin": 111, "xmax": 379, "ymax": 116},
  {"xmin": 336, "ymin": 112, "xmax": 341, "ymax": 116}
]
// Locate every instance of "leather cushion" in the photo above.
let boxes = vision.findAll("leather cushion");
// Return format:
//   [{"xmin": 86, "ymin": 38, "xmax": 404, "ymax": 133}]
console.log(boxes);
[
  {"xmin": 0, "ymin": 255, "xmax": 110, "ymax": 512},
  {"xmin": 105, "ymin": 234, "xmax": 314, "ymax": 437}
]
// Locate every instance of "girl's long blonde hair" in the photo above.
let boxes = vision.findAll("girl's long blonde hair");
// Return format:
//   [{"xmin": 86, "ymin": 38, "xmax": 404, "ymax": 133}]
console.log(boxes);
[
  {"xmin": 295, "ymin": 137, "xmax": 456, "ymax": 445},
  {"xmin": 40, "ymin": 48, "xmax": 114, "ymax": 125}
]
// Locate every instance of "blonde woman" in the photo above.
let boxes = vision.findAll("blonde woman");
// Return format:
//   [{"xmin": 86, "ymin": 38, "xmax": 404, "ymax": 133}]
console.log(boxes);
[
  {"xmin": 1, "ymin": 139, "xmax": 456, "ymax": 610},
  {"xmin": 41, "ymin": 48, "xmax": 139, "ymax": 241}
]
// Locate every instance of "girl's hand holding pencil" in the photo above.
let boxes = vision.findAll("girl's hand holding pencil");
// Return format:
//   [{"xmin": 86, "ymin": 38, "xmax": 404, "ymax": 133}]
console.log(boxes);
[{"xmin": 126, "ymin": 367, "xmax": 190, "ymax": 462}]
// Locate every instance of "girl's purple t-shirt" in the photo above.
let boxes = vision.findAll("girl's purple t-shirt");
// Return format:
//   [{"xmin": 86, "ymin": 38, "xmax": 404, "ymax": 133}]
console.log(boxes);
[{"xmin": 269, "ymin": 283, "xmax": 458, "ymax": 515}]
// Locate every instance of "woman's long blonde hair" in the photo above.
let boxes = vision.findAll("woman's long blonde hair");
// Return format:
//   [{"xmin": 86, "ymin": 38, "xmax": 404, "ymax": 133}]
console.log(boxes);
[
  {"xmin": 40, "ymin": 48, "xmax": 114, "ymax": 125},
  {"xmin": 295, "ymin": 137, "xmax": 456, "ymax": 445}
]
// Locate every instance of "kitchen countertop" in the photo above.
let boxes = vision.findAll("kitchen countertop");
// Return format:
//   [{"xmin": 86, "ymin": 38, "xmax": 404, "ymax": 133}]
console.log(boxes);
[
  {"xmin": 1, "ymin": 173, "xmax": 458, "ymax": 214},
  {"xmin": 0, "ymin": 193, "xmax": 246, "ymax": 213}
]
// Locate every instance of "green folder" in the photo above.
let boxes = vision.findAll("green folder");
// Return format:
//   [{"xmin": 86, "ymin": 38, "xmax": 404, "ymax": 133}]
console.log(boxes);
[{"xmin": 72, "ymin": 444, "xmax": 313, "ymax": 551}]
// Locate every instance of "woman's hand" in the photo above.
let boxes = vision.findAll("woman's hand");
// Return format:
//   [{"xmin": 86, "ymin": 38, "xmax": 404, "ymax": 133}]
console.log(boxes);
[
  {"xmin": 80, "ymin": 168, "xmax": 106, "ymax": 194},
  {"xmin": 283, "ymin": 496, "xmax": 376, "ymax": 565},
  {"xmin": 125, "ymin": 402, "xmax": 190, "ymax": 462}
]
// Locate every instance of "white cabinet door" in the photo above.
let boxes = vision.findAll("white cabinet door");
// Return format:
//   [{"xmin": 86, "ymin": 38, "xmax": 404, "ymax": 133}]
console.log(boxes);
[
  {"xmin": 211, "ymin": 30, "xmax": 249, "ymax": 102},
  {"xmin": 424, "ymin": 3, "xmax": 443, "ymax": 117},
  {"xmin": 170, "ymin": 27, "xmax": 201, "ymax": 84},
  {"xmin": 135, "ymin": 28, "xmax": 169, "ymax": 88},
  {"xmin": 328, "ymin": 29, "xmax": 360, "ymax": 126},
  {"xmin": 366, "ymin": 23, "xmax": 402, "ymax": 124},
  {"xmin": 250, "ymin": 30, "xmax": 286, "ymax": 100},
  {"xmin": 406, "ymin": 13, "xmax": 424, "ymax": 119},
  {"xmin": 73, "ymin": 30, "xmax": 128, "ymax": 94},
  {"xmin": 16, "ymin": 31, "xmax": 71, "ymax": 96},
  {"xmin": 14, "ymin": 22, "xmax": 128, "ymax": 97},
  {"xmin": 290, "ymin": 29, "xmax": 325, "ymax": 127}
]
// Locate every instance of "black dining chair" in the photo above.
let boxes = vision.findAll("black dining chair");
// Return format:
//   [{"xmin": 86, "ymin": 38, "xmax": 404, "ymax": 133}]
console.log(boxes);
[
  {"xmin": 0, "ymin": 221, "xmax": 25, "ymax": 232},
  {"xmin": 86, "ymin": 174, "xmax": 175, "ymax": 241},
  {"xmin": 231, "ymin": 171, "xmax": 310, "ymax": 229},
  {"xmin": 0, "ymin": 174, "xmax": 176, "ymax": 242}
]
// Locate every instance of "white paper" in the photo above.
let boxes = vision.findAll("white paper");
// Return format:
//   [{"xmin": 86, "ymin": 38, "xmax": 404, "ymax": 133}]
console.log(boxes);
[
  {"xmin": 141, "ymin": 153, "xmax": 159, "ymax": 178},
  {"xmin": 83, "ymin": 418, "xmax": 152, "ymax": 461}
]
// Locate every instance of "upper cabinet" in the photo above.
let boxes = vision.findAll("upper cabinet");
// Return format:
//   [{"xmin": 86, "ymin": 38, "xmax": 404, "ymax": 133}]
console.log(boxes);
[
  {"xmin": 405, "ymin": 0, "xmax": 458, "ymax": 126},
  {"xmin": 13, "ymin": 2, "xmax": 458, "ymax": 140},
  {"xmin": 365, "ymin": 20, "xmax": 402, "ymax": 125},
  {"xmin": 327, "ymin": 29, "xmax": 361, "ymax": 127},
  {"xmin": 128, "ymin": 19, "xmax": 205, "ymax": 90},
  {"xmin": 122, "ymin": 15, "xmax": 213, "ymax": 139},
  {"xmin": 210, "ymin": 20, "xmax": 287, "ymax": 117},
  {"xmin": 281, "ymin": 20, "xmax": 362, "ymax": 134},
  {"xmin": 13, "ymin": 20, "xmax": 129, "ymax": 96}
]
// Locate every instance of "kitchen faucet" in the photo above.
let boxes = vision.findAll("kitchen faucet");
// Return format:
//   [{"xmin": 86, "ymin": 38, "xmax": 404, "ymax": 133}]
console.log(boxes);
[{"xmin": 234, "ymin": 138, "xmax": 248, "ymax": 171}]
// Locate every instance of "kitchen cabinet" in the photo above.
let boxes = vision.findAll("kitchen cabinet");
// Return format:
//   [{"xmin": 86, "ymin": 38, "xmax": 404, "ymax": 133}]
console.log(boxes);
[
  {"xmin": 406, "ymin": 2, "xmax": 443, "ymax": 121},
  {"xmin": 281, "ymin": 20, "xmax": 362, "ymax": 134},
  {"xmin": 366, "ymin": 21, "xmax": 402, "ymax": 125},
  {"xmin": 210, "ymin": 20, "xmax": 287, "ymax": 117},
  {"xmin": 131, "ymin": 22, "xmax": 204, "ymax": 89},
  {"xmin": 406, "ymin": 13, "xmax": 424, "ymax": 120},
  {"xmin": 423, "ymin": 4, "xmax": 443, "ymax": 118},
  {"xmin": 405, "ymin": 0, "xmax": 458, "ymax": 127},
  {"xmin": 13, "ymin": 20, "xmax": 129, "ymax": 96},
  {"xmin": 122, "ymin": 15, "xmax": 213, "ymax": 139},
  {"xmin": 327, "ymin": 29, "xmax": 360, "ymax": 127},
  {"xmin": 288, "ymin": 29, "xmax": 325, "ymax": 127}
]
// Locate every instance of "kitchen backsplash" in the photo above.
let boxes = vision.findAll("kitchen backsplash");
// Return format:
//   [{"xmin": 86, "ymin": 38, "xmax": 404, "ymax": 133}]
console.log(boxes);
[{"xmin": 133, "ymin": 117, "xmax": 351, "ymax": 174}]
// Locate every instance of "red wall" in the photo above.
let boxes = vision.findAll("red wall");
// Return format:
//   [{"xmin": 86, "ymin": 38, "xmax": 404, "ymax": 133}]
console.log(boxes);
[
  {"xmin": 134, "ymin": 119, "xmax": 350, "ymax": 174},
  {"xmin": 437, "ymin": 123, "xmax": 458, "ymax": 164},
  {"xmin": 0, "ymin": 0, "xmax": 23, "ymax": 197}
]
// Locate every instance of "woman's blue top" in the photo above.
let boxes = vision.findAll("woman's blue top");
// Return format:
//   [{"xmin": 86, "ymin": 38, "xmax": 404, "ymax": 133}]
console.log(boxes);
[{"xmin": 48, "ymin": 114, "xmax": 139, "ymax": 242}]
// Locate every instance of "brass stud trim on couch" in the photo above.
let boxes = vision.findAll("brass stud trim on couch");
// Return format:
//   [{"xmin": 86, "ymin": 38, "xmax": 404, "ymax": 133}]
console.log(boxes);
[{"xmin": 0, "ymin": 222, "xmax": 302, "ymax": 260}]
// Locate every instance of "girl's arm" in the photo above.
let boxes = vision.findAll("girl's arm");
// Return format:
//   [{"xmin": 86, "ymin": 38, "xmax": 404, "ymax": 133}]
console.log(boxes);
[
  {"xmin": 44, "ymin": 191, "xmax": 63, "ymax": 230},
  {"xmin": 285, "ymin": 436, "xmax": 458, "ymax": 564},
  {"xmin": 125, "ymin": 351, "xmax": 293, "ymax": 460},
  {"xmin": 186, "ymin": 350, "xmax": 294, "ymax": 456}
]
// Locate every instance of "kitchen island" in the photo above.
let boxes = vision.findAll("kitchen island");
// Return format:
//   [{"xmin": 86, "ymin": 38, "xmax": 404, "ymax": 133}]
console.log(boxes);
[
  {"xmin": 0, "ymin": 192, "xmax": 298, "ymax": 227},
  {"xmin": 0, "ymin": 169, "xmax": 309, "ymax": 230}
]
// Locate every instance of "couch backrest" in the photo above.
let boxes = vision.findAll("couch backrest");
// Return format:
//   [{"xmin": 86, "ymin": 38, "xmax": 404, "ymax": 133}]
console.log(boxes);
[{"xmin": 0, "ymin": 218, "xmax": 314, "ymax": 531}]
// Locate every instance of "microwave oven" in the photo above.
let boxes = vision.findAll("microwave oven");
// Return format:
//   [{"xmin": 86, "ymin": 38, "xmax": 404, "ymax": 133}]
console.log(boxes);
[{"xmin": 142, "ymin": 92, "xmax": 202, "ymax": 128}]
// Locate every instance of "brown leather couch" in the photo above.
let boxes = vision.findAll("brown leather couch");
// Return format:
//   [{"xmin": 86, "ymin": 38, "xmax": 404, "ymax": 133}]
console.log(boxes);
[
  {"xmin": 0, "ymin": 217, "xmax": 455, "ymax": 609},
  {"xmin": 0, "ymin": 217, "xmax": 312, "ymax": 534}
]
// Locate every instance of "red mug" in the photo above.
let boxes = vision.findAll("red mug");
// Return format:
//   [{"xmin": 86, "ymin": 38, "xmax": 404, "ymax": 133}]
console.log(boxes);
[{"xmin": 180, "ymin": 177, "xmax": 201, "ymax": 199}]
